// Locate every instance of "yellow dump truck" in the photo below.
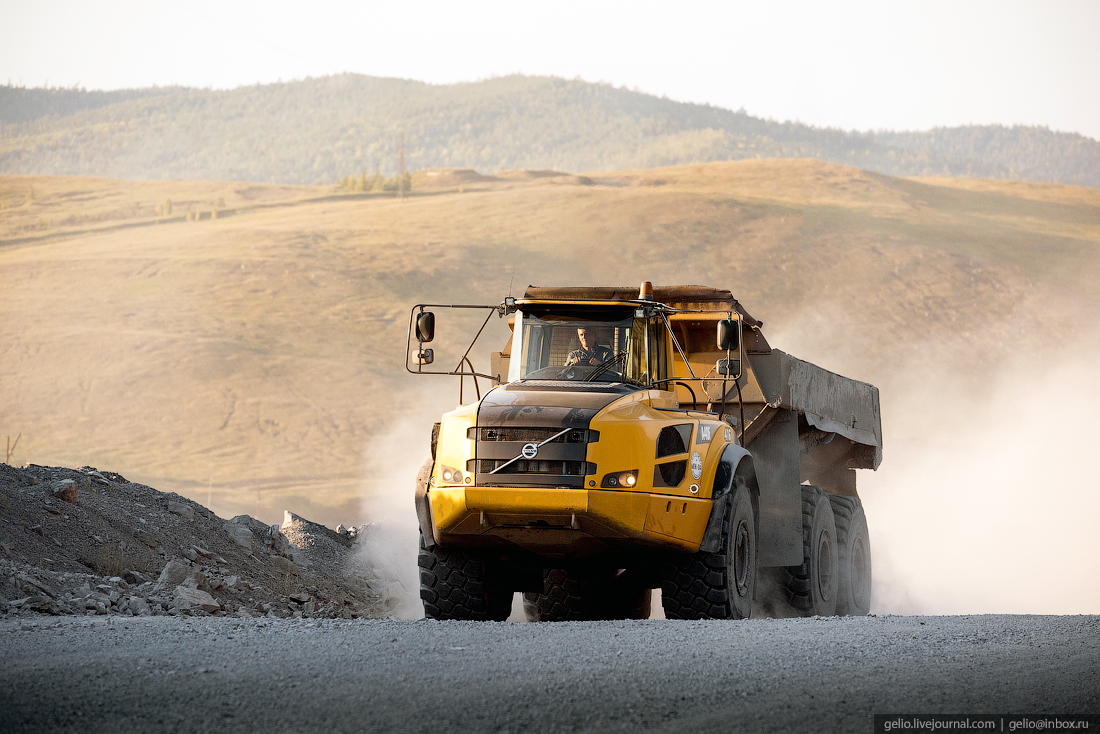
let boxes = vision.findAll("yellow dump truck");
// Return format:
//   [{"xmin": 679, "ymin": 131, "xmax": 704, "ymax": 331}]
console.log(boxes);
[{"xmin": 408, "ymin": 284, "xmax": 881, "ymax": 621}]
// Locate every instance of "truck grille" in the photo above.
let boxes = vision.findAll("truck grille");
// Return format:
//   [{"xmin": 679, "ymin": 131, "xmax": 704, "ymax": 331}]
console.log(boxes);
[
  {"xmin": 473, "ymin": 424, "xmax": 596, "ymax": 488},
  {"xmin": 470, "ymin": 459, "xmax": 595, "ymax": 476},
  {"xmin": 469, "ymin": 427, "xmax": 596, "ymax": 444}
]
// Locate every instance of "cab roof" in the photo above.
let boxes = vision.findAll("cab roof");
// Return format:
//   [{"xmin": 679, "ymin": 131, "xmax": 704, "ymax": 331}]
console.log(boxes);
[{"xmin": 521, "ymin": 285, "xmax": 762, "ymax": 327}]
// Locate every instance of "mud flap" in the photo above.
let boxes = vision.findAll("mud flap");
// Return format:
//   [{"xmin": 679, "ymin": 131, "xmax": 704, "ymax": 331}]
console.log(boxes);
[
  {"xmin": 699, "ymin": 443, "xmax": 753, "ymax": 553},
  {"xmin": 414, "ymin": 455, "xmax": 436, "ymax": 548},
  {"xmin": 699, "ymin": 493, "xmax": 730, "ymax": 553},
  {"xmin": 750, "ymin": 410, "xmax": 803, "ymax": 567}
]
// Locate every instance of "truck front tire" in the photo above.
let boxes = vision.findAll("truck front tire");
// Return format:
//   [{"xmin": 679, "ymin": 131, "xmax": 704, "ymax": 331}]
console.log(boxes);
[
  {"xmin": 418, "ymin": 532, "xmax": 512, "ymax": 621},
  {"xmin": 661, "ymin": 483, "xmax": 757, "ymax": 620},
  {"xmin": 828, "ymin": 494, "xmax": 872, "ymax": 615}
]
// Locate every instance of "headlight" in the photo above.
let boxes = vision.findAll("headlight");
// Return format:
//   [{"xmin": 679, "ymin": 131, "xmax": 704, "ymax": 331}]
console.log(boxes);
[
  {"xmin": 601, "ymin": 470, "xmax": 638, "ymax": 488},
  {"xmin": 439, "ymin": 465, "xmax": 464, "ymax": 485}
]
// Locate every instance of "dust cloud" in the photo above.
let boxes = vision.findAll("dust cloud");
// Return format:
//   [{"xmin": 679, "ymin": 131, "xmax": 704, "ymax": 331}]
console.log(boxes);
[
  {"xmin": 353, "ymin": 400, "xmax": 447, "ymax": 619},
  {"xmin": 350, "ymin": 306, "xmax": 514, "ymax": 619},
  {"xmin": 861, "ymin": 349, "xmax": 1100, "ymax": 615}
]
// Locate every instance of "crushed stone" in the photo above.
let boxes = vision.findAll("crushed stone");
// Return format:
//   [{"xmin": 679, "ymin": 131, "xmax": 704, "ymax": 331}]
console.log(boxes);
[{"xmin": 0, "ymin": 462, "xmax": 389, "ymax": 620}]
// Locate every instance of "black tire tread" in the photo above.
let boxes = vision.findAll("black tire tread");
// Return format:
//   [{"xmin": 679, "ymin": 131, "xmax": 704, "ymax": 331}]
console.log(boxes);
[
  {"xmin": 660, "ymin": 485, "xmax": 754, "ymax": 620},
  {"xmin": 523, "ymin": 569, "xmax": 586, "ymax": 622},
  {"xmin": 523, "ymin": 569, "xmax": 650, "ymax": 622},
  {"xmin": 778, "ymin": 486, "xmax": 829, "ymax": 615},
  {"xmin": 827, "ymin": 494, "xmax": 871, "ymax": 616},
  {"xmin": 418, "ymin": 534, "xmax": 509, "ymax": 621}
]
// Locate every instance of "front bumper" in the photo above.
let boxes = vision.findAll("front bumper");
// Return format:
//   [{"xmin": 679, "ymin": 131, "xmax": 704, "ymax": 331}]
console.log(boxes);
[{"xmin": 427, "ymin": 486, "xmax": 713, "ymax": 556}]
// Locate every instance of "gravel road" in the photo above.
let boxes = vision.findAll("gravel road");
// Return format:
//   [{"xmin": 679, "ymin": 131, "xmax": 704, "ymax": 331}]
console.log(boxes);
[{"xmin": 2, "ymin": 615, "xmax": 1097, "ymax": 733}]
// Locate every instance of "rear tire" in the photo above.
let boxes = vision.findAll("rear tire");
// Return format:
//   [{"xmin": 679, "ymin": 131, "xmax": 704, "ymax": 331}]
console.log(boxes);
[
  {"xmin": 522, "ymin": 569, "xmax": 651, "ymax": 621},
  {"xmin": 780, "ymin": 486, "xmax": 839, "ymax": 616},
  {"xmin": 418, "ymin": 533, "xmax": 511, "ymax": 621},
  {"xmin": 828, "ymin": 495, "xmax": 872, "ymax": 616},
  {"xmin": 660, "ymin": 482, "xmax": 756, "ymax": 620}
]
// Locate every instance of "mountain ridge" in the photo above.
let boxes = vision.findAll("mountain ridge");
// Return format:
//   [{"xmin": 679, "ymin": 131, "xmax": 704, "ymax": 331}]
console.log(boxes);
[{"xmin": 1, "ymin": 74, "xmax": 1097, "ymax": 187}]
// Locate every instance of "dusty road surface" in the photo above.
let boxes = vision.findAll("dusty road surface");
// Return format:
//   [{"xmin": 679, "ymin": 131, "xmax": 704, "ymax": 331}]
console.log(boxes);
[{"xmin": 2, "ymin": 615, "xmax": 1097, "ymax": 733}]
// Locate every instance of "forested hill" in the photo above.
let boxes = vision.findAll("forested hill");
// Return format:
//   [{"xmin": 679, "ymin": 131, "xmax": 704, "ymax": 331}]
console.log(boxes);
[{"xmin": 2, "ymin": 74, "xmax": 1097, "ymax": 186}]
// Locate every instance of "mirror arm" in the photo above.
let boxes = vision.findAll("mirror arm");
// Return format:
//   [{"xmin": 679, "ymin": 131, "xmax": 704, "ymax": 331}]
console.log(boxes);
[
  {"xmin": 451, "ymin": 309, "xmax": 495, "ymax": 404},
  {"xmin": 405, "ymin": 302, "xmax": 501, "ymax": 377},
  {"xmin": 660, "ymin": 311, "xmax": 697, "ymax": 381},
  {"xmin": 454, "ymin": 308, "xmax": 496, "ymax": 374}
]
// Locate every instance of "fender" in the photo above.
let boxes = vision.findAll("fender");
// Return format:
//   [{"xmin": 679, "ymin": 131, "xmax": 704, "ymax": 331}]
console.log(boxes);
[{"xmin": 699, "ymin": 443, "xmax": 758, "ymax": 553}]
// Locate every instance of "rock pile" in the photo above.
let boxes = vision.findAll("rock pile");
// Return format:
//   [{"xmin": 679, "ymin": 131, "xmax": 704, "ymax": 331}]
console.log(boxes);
[{"xmin": 0, "ymin": 463, "xmax": 388, "ymax": 619}]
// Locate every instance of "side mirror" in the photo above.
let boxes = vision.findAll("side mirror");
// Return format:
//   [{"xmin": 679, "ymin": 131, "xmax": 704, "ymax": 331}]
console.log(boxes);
[
  {"xmin": 716, "ymin": 358, "xmax": 740, "ymax": 377},
  {"xmin": 417, "ymin": 348, "xmax": 435, "ymax": 366},
  {"xmin": 717, "ymin": 319, "xmax": 738, "ymax": 351},
  {"xmin": 416, "ymin": 312, "xmax": 436, "ymax": 343}
]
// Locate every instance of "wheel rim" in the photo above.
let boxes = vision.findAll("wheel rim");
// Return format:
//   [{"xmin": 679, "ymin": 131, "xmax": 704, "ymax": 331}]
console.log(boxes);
[
  {"xmin": 817, "ymin": 530, "xmax": 833, "ymax": 602},
  {"xmin": 733, "ymin": 519, "xmax": 751, "ymax": 596}
]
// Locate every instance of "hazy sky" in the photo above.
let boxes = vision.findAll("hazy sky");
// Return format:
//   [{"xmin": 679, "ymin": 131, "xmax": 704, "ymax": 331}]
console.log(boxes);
[{"xmin": 2, "ymin": 0, "xmax": 1098, "ymax": 139}]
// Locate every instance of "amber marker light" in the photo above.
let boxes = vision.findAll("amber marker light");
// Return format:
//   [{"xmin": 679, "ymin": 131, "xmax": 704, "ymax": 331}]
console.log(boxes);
[
  {"xmin": 601, "ymin": 470, "xmax": 639, "ymax": 488},
  {"xmin": 638, "ymin": 281, "xmax": 653, "ymax": 300}
]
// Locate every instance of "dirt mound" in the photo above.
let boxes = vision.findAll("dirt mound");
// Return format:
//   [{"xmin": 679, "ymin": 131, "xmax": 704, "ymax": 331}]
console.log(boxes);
[
  {"xmin": 416, "ymin": 168, "xmax": 500, "ymax": 188},
  {"xmin": 0, "ymin": 463, "xmax": 386, "ymax": 620},
  {"xmin": 511, "ymin": 169, "xmax": 569, "ymax": 179}
]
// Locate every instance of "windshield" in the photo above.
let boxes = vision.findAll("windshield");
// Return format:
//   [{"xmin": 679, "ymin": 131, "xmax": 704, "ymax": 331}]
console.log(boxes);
[{"xmin": 507, "ymin": 306, "xmax": 664, "ymax": 386}]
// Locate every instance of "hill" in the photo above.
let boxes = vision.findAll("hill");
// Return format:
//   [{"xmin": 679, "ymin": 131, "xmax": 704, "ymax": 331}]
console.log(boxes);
[
  {"xmin": 2, "ymin": 75, "xmax": 1098, "ymax": 187},
  {"xmin": 2, "ymin": 159, "xmax": 1099, "ymax": 530}
]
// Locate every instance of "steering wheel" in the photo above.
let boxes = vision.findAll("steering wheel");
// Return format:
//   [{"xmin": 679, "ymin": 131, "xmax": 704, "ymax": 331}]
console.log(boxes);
[
  {"xmin": 555, "ymin": 364, "xmax": 579, "ymax": 380},
  {"xmin": 584, "ymin": 351, "xmax": 626, "ymax": 382}
]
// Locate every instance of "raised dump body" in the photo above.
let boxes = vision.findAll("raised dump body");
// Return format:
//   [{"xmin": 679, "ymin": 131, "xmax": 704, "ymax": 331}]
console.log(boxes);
[{"xmin": 409, "ymin": 284, "xmax": 881, "ymax": 621}]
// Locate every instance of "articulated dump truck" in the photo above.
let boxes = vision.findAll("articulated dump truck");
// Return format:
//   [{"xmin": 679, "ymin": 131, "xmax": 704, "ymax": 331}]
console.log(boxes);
[{"xmin": 407, "ymin": 284, "xmax": 882, "ymax": 621}]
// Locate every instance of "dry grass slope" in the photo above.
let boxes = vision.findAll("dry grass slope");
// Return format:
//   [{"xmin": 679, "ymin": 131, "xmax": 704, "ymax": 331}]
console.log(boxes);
[{"xmin": 1, "ymin": 159, "xmax": 1099, "ymax": 526}]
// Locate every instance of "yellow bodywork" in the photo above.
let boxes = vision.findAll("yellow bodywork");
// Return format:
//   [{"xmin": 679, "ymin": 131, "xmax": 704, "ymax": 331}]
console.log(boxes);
[{"xmin": 427, "ymin": 389, "xmax": 734, "ymax": 556}]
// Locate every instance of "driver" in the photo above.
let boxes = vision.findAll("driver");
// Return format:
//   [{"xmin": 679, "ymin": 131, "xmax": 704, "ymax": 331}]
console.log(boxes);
[{"xmin": 566, "ymin": 327, "xmax": 613, "ymax": 366}]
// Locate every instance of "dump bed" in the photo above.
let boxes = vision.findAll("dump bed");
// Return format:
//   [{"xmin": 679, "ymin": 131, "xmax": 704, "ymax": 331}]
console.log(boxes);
[{"xmin": 749, "ymin": 350, "xmax": 882, "ymax": 470}]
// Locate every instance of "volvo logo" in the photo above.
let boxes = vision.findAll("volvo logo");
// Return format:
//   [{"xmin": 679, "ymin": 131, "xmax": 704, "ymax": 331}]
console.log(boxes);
[
  {"xmin": 489, "ymin": 427, "xmax": 571, "ymax": 475},
  {"xmin": 690, "ymin": 451, "xmax": 703, "ymax": 480}
]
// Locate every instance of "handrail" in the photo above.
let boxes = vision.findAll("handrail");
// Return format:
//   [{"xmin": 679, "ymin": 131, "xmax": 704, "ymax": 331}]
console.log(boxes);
[
  {"xmin": 673, "ymin": 380, "xmax": 698, "ymax": 407},
  {"xmin": 459, "ymin": 356, "xmax": 482, "ymax": 404}
]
